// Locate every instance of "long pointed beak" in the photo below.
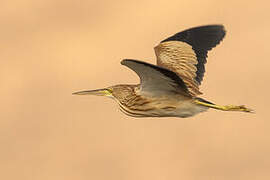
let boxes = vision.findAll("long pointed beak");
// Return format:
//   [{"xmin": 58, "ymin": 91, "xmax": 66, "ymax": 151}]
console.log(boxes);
[{"xmin": 72, "ymin": 88, "xmax": 112, "ymax": 96}]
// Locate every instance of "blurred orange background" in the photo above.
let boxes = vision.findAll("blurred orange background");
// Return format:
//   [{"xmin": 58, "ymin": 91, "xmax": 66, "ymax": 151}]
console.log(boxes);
[{"xmin": 1, "ymin": 0, "xmax": 270, "ymax": 180}]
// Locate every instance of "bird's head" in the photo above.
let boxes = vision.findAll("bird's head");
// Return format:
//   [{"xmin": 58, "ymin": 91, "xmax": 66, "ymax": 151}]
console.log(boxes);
[{"xmin": 72, "ymin": 84, "xmax": 137, "ymax": 99}]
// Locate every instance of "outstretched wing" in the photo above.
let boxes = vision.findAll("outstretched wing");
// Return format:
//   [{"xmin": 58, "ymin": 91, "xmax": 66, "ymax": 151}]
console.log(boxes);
[
  {"xmin": 154, "ymin": 25, "xmax": 226, "ymax": 96},
  {"xmin": 121, "ymin": 59, "xmax": 190, "ymax": 97}
]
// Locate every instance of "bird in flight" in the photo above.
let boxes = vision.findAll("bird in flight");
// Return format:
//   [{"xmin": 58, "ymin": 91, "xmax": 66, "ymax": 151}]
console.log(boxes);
[{"xmin": 73, "ymin": 25, "xmax": 253, "ymax": 118}]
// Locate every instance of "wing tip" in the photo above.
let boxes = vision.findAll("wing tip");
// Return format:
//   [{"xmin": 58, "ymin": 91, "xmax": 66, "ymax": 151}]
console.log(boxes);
[
  {"xmin": 121, "ymin": 59, "xmax": 137, "ymax": 65},
  {"xmin": 161, "ymin": 24, "xmax": 226, "ymax": 44},
  {"xmin": 121, "ymin": 59, "xmax": 151, "ymax": 67},
  {"xmin": 190, "ymin": 24, "xmax": 226, "ymax": 32},
  {"xmin": 121, "ymin": 59, "xmax": 137, "ymax": 67},
  {"xmin": 121, "ymin": 59, "xmax": 128, "ymax": 64}
]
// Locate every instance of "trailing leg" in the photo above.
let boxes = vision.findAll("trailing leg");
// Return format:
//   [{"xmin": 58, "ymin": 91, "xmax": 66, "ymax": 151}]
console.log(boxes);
[{"xmin": 194, "ymin": 99, "xmax": 254, "ymax": 113}]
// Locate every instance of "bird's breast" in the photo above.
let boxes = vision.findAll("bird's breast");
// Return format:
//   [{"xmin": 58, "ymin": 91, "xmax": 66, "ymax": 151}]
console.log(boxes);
[{"xmin": 118, "ymin": 96, "xmax": 208, "ymax": 118}]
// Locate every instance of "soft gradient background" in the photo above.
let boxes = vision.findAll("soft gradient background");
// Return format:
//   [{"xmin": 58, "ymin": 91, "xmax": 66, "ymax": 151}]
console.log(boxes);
[{"xmin": 1, "ymin": 0, "xmax": 269, "ymax": 180}]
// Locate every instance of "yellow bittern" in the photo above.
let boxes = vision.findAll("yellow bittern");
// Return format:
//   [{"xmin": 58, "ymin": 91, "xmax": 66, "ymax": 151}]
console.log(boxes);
[{"xmin": 73, "ymin": 25, "xmax": 253, "ymax": 118}]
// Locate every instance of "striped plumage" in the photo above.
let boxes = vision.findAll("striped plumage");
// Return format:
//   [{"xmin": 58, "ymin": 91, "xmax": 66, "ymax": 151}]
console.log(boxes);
[
  {"xmin": 73, "ymin": 25, "xmax": 253, "ymax": 118},
  {"xmin": 108, "ymin": 84, "xmax": 207, "ymax": 118}
]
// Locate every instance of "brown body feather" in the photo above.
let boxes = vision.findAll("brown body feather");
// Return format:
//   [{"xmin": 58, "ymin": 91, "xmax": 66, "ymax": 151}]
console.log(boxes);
[
  {"xmin": 110, "ymin": 85, "xmax": 206, "ymax": 117},
  {"xmin": 155, "ymin": 41, "xmax": 202, "ymax": 96}
]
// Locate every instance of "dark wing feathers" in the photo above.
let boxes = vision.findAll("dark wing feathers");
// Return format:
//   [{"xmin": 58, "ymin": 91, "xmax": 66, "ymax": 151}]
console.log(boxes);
[
  {"xmin": 121, "ymin": 59, "xmax": 190, "ymax": 96},
  {"xmin": 162, "ymin": 25, "xmax": 225, "ymax": 50},
  {"xmin": 161, "ymin": 25, "xmax": 226, "ymax": 84}
]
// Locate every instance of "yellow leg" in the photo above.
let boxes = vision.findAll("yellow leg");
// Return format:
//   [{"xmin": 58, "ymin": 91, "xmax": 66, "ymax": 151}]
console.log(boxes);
[{"xmin": 194, "ymin": 100, "xmax": 254, "ymax": 113}]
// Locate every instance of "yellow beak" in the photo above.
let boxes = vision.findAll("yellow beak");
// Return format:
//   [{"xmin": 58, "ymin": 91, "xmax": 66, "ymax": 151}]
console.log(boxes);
[{"xmin": 72, "ymin": 88, "xmax": 112, "ymax": 96}]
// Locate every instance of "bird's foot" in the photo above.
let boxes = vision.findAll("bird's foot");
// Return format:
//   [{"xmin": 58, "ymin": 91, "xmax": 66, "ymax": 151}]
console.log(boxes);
[
  {"xmin": 194, "ymin": 100, "xmax": 254, "ymax": 113},
  {"xmin": 219, "ymin": 105, "xmax": 254, "ymax": 113}
]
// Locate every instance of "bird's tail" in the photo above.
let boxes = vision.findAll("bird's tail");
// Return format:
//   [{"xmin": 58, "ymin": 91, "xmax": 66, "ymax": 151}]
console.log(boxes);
[{"xmin": 194, "ymin": 98, "xmax": 254, "ymax": 113}]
